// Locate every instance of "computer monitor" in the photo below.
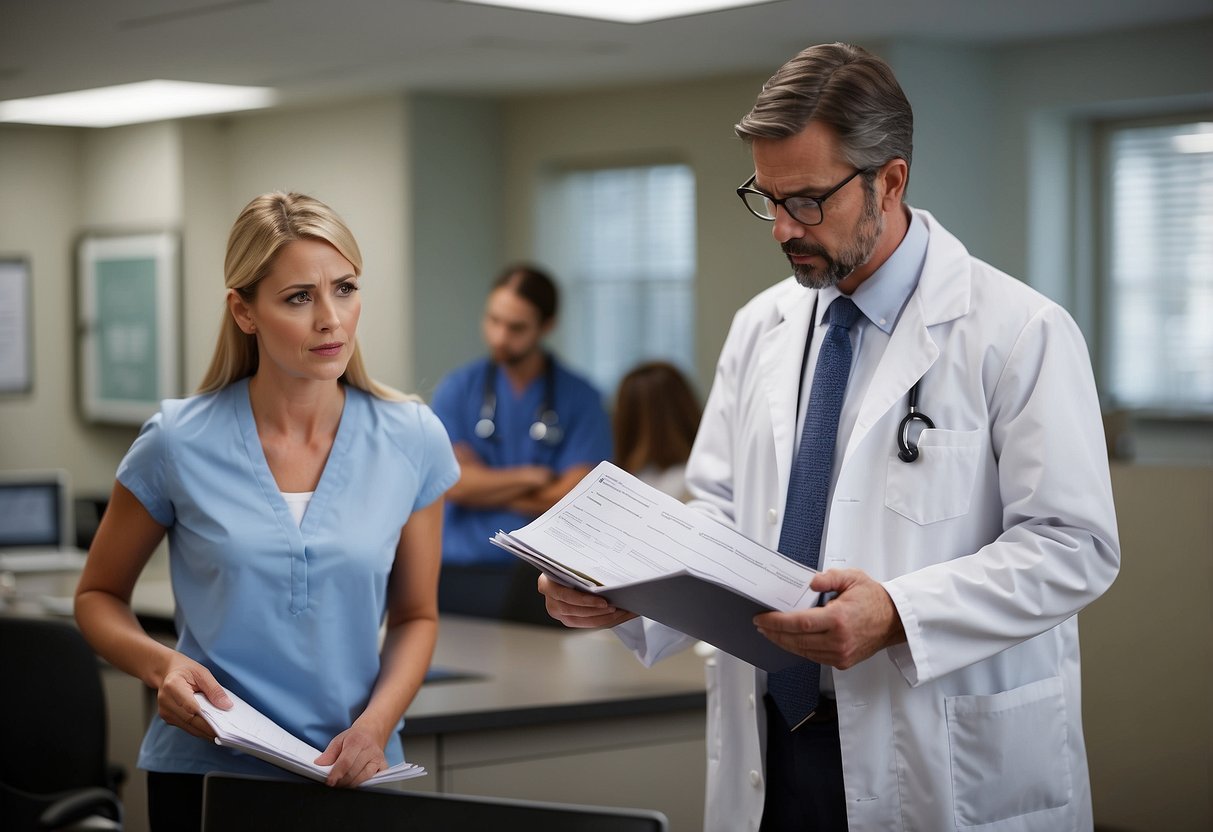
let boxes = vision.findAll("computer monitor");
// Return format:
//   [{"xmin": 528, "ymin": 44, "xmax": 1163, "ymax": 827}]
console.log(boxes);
[
  {"xmin": 0, "ymin": 470, "xmax": 86, "ymax": 572},
  {"xmin": 202, "ymin": 772, "xmax": 669, "ymax": 832},
  {"xmin": 0, "ymin": 470, "xmax": 72, "ymax": 550}
]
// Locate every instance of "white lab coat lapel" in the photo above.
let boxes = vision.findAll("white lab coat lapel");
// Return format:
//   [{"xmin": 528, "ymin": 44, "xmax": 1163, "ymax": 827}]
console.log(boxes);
[
  {"xmin": 756, "ymin": 286, "xmax": 817, "ymax": 502},
  {"xmin": 843, "ymin": 214, "xmax": 972, "ymax": 464}
]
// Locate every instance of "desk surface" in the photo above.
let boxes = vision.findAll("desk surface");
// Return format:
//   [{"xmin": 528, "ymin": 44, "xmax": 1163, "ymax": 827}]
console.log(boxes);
[
  {"xmin": 406, "ymin": 616, "xmax": 707, "ymax": 735},
  {"xmin": 1, "ymin": 568, "xmax": 708, "ymax": 735}
]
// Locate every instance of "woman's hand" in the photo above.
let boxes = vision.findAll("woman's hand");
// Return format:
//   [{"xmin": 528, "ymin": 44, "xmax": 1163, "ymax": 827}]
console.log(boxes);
[
  {"xmin": 314, "ymin": 723, "xmax": 388, "ymax": 788},
  {"xmin": 538, "ymin": 574, "xmax": 637, "ymax": 629},
  {"xmin": 157, "ymin": 654, "xmax": 232, "ymax": 740}
]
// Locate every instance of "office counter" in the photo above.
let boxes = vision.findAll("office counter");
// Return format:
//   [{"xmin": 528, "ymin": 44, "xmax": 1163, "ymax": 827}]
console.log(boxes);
[
  {"xmin": 2, "ymin": 569, "xmax": 709, "ymax": 832},
  {"xmin": 399, "ymin": 616, "xmax": 708, "ymax": 831}
]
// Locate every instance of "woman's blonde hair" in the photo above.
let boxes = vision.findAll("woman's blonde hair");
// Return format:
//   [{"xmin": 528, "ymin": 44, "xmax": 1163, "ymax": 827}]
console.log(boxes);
[{"xmin": 197, "ymin": 191, "xmax": 409, "ymax": 400}]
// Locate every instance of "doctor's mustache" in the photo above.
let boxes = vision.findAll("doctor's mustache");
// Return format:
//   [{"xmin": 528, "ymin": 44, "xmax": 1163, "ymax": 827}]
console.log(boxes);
[{"xmin": 782, "ymin": 241, "xmax": 831, "ymax": 259}]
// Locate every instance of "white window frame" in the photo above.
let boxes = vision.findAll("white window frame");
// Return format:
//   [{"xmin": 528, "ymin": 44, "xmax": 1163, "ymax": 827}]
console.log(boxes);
[
  {"xmin": 536, "ymin": 162, "xmax": 697, "ymax": 396},
  {"xmin": 1095, "ymin": 112, "xmax": 1213, "ymax": 417}
]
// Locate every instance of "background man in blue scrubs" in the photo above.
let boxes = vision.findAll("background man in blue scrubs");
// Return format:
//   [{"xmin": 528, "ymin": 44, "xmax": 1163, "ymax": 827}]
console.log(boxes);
[{"xmin": 431, "ymin": 264, "xmax": 612, "ymax": 623}]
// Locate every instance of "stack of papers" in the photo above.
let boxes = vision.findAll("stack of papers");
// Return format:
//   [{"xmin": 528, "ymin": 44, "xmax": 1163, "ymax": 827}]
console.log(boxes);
[
  {"xmin": 491, "ymin": 461, "xmax": 819, "ymax": 672},
  {"xmin": 194, "ymin": 688, "xmax": 426, "ymax": 787}
]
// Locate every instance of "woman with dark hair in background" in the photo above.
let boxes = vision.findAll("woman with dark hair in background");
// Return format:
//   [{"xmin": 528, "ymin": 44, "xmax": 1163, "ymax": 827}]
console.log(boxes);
[{"xmin": 613, "ymin": 361, "xmax": 702, "ymax": 501}]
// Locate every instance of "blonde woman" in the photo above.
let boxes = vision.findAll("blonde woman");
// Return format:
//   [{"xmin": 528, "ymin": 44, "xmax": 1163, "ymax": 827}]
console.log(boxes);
[{"xmin": 75, "ymin": 192, "xmax": 458, "ymax": 830}]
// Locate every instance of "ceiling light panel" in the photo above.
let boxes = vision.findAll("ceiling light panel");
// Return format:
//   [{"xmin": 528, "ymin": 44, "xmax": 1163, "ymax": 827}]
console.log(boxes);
[
  {"xmin": 453, "ymin": 0, "xmax": 775, "ymax": 24},
  {"xmin": 0, "ymin": 81, "xmax": 278, "ymax": 128}
]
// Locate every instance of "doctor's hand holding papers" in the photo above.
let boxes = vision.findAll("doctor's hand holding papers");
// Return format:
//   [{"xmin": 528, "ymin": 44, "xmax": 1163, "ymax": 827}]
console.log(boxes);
[{"xmin": 491, "ymin": 461, "xmax": 822, "ymax": 672}]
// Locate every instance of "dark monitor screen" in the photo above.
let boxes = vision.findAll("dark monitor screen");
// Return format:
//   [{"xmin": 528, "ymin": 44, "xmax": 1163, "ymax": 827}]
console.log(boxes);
[
  {"xmin": 202, "ymin": 773, "xmax": 668, "ymax": 832},
  {"xmin": 0, "ymin": 480, "xmax": 63, "ymax": 548}
]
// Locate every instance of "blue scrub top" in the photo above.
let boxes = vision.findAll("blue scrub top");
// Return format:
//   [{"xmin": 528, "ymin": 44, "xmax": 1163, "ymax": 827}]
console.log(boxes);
[
  {"xmin": 430, "ymin": 355, "xmax": 612, "ymax": 565},
  {"xmin": 118, "ymin": 379, "xmax": 459, "ymax": 776}
]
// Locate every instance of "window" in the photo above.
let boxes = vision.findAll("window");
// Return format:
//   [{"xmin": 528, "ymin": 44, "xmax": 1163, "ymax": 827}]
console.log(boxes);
[
  {"xmin": 1099, "ymin": 117, "xmax": 1213, "ymax": 413},
  {"xmin": 538, "ymin": 164, "xmax": 696, "ymax": 396}
]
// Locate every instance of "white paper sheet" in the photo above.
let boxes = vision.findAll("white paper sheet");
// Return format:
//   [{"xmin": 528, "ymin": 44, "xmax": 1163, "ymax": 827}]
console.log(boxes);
[
  {"xmin": 492, "ymin": 461, "xmax": 818, "ymax": 612},
  {"xmin": 194, "ymin": 688, "xmax": 426, "ymax": 787}
]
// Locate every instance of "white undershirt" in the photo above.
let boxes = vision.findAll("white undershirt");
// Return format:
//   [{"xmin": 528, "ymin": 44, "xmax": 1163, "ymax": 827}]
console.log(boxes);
[{"xmin": 281, "ymin": 491, "xmax": 314, "ymax": 526}]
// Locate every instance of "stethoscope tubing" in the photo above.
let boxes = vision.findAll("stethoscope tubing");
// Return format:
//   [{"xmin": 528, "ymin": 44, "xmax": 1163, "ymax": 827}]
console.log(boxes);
[
  {"xmin": 475, "ymin": 356, "xmax": 563, "ymax": 446},
  {"xmin": 897, "ymin": 380, "xmax": 934, "ymax": 463}
]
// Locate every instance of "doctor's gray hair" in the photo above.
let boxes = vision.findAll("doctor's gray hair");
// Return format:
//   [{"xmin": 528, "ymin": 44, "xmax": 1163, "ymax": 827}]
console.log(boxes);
[{"xmin": 735, "ymin": 43, "xmax": 913, "ymax": 180}]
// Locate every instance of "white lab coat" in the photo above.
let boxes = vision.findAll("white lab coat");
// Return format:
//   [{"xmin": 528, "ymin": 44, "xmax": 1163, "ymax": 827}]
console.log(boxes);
[{"xmin": 615, "ymin": 210, "xmax": 1120, "ymax": 832}]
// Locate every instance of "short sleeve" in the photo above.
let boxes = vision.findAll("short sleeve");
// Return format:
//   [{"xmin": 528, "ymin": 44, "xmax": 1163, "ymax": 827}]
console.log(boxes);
[
  {"xmin": 116, "ymin": 410, "xmax": 176, "ymax": 527},
  {"xmin": 412, "ymin": 404, "xmax": 461, "ymax": 512}
]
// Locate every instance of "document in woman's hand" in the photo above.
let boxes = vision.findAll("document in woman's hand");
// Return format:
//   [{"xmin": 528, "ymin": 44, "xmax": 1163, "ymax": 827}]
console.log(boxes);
[
  {"xmin": 193, "ymin": 688, "xmax": 426, "ymax": 786},
  {"xmin": 490, "ymin": 461, "xmax": 820, "ymax": 671}
]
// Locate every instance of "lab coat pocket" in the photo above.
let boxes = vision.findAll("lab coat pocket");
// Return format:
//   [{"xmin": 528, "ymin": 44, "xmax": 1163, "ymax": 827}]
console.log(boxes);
[
  {"xmin": 945, "ymin": 676, "xmax": 1072, "ymax": 828},
  {"xmin": 885, "ymin": 428, "xmax": 983, "ymax": 525}
]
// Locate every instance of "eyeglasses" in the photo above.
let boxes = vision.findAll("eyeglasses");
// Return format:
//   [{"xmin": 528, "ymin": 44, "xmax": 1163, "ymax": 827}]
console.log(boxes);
[{"xmin": 736, "ymin": 168, "xmax": 870, "ymax": 227}]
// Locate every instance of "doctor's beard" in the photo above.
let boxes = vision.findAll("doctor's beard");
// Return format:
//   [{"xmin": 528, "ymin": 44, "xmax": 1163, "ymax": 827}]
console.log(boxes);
[
  {"xmin": 784, "ymin": 191, "xmax": 884, "ymax": 289},
  {"xmin": 491, "ymin": 341, "xmax": 543, "ymax": 369}
]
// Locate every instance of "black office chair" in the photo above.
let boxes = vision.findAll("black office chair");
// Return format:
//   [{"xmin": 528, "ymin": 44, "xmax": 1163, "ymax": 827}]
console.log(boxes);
[
  {"xmin": 202, "ymin": 772, "xmax": 668, "ymax": 832},
  {"xmin": 0, "ymin": 616, "xmax": 124, "ymax": 831}
]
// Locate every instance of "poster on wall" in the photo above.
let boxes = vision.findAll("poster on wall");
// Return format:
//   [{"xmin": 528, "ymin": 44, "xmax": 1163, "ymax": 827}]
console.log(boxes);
[
  {"xmin": 0, "ymin": 257, "xmax": 33, "ymax": 394},
  {"xmin": 77, "ymin": 232, "xmax": 181, "ymax": 425}
]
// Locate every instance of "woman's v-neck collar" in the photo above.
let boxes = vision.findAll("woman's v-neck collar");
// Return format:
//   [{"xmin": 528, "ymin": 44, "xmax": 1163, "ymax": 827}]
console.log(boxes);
[{"xmin": 233, "ymin": 377, "xmax": 359, "ymax": 539}]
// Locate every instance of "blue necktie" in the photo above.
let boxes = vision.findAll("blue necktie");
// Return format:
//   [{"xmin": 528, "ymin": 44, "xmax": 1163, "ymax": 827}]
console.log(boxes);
[{"xmin": 767, "ymin": 295, "xmax": 861, "ymax": 730}]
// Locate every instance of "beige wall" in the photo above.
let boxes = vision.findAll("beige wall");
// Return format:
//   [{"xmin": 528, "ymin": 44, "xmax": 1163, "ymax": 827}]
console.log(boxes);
[
  {"xmin": 1082, "ymin": 464, "xmax": 1213, "ymax": 831},
  {"xmin": 218, "ymin": 97, "xmax": 413, "ymax": 394},
  {"xmin": 1, "ymin": 24, "xmax": 1211, "ymax": 832},
  {"xmin": 407, "ymin": 95, "xmax": 505, "ymax": 398},
  {"xmin": 500, "ymin": 74, "xmax": 787, "ymax": 395},
  {"xmin": 0, "ymin": 96, "xmax": 412, "ymax": 496},
  {"xmin": 4, "ymin": 23, "xmax": 1211, "ymax": 493},
  {"xmin": 0, "ymin": 122, "xmax": 176, "ymax": 493},
  {"xmin": 495, "ymin": 21, "xmax": 1213, "ymax": 459}
]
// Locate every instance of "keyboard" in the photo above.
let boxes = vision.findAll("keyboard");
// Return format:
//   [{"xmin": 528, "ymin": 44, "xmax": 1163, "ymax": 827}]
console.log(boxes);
[{"xmin": 0, "ymin": 549, "xmax": 88, "ymax": 573}]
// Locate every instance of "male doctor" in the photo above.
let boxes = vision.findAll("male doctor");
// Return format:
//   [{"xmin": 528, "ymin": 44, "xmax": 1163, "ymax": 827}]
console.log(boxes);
[
  {"xmin": 433, "ymin": 264, "xmax": 612, "ymax": 623},
  {"xmin": 539, "ymin": 43, "xmax": 1120, "ymax": 831}
]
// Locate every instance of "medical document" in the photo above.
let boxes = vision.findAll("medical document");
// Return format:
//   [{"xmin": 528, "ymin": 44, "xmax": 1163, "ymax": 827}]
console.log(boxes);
[
  {"xmin": 194, "ymin": 688, "xmax": 426, "ymax": 787},
  {"xmin": 491, "ymin": 461, "xmax": 819, "ymax": 671}
]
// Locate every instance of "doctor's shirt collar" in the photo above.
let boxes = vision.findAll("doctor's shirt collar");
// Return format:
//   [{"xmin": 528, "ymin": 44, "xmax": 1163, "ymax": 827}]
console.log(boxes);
[{"xmin": 816, "ymin": 208, "xmax": 928, "ymax": 335}]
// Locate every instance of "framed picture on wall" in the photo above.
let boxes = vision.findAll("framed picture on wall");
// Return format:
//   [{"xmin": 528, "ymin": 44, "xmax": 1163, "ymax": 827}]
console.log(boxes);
[
  {"xmin": 0, "ymin": 257, "xmax": 33, "ymax": 395},
  {"xmin": 76, "ymin": 231, "xmax": 181, "ymax": 425}
]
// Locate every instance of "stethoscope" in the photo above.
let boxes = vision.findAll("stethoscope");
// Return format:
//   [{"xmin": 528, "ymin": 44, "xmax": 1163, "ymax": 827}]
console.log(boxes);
[
  {"xmin": 897, "ymin": 380, "xmax": 934, "ymax": 463},
  {"xmin": 474, "ymin": 356, "xmax": 564, "ymax": 446},
  {"xmin": 802, "ymin": 295, "xmax": 935, "ymax": 464}
]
